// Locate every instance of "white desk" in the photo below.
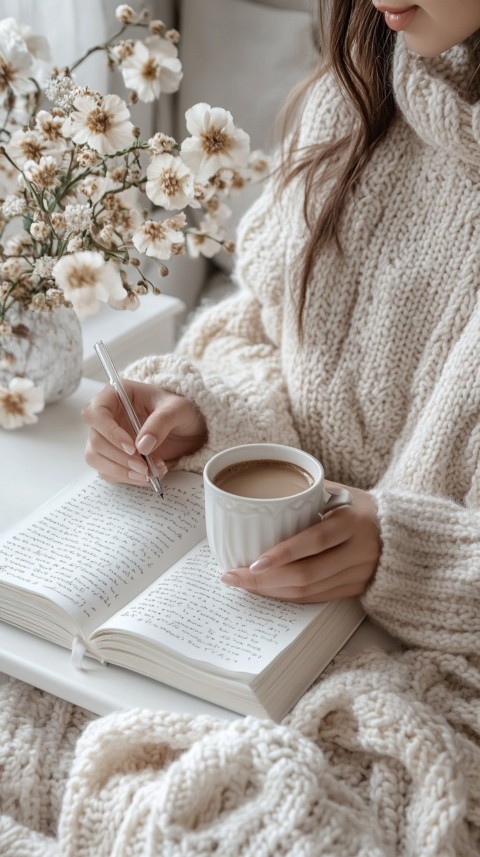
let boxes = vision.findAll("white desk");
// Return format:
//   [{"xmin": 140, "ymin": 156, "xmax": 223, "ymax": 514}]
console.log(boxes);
[{"xmin": 82, "ymin": 293, "xmax": 185, "ymax": 381}]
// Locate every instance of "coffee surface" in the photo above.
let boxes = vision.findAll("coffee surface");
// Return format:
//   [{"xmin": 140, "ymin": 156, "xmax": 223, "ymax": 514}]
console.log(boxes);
[{"xmin": 213, "ymin": 458, "xmax": 314, "ymax": 499}]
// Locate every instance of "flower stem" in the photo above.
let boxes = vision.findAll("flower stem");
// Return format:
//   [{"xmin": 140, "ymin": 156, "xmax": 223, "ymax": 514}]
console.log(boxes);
[{"xmin": 67, "ymin": 25, "xmax": 128, "ymax": 73}]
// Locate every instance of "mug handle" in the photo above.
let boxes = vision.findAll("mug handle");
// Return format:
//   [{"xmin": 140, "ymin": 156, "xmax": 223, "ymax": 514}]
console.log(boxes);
[{"xmin": 323, "ymin": 486, "xmax": 353, "ymax": 513}]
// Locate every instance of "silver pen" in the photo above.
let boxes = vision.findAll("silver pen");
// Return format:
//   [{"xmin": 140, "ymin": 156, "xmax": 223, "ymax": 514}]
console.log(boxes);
[{"xmin": 94, "ymin": 340, "xmax": 164, "ymax": 498}]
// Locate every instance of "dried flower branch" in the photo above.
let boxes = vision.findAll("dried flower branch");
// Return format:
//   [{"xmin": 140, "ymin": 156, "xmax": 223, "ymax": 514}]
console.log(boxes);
[
  {"xmin": 0, "ymin": 8, "xmax": 268, "ymax": 325},
  {"xmin": 0, "ymin": 7, "xmax": 269, "ymax": 428}
]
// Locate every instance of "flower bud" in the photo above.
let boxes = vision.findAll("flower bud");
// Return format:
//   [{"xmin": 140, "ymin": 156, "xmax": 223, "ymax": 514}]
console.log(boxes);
[
  {"xmin": 66, "ymin": 237, "xmax": 83, "ymax": 253},
  {"xmin": 30, "ymin": 222, "xmax": 49, "ymax": 241},
  {"xmin": 165, "ymin": 29, "xmax": 180, "ymax": 45},
  {"xmin": 149, "ymin": 20, "xmax": 165, "ymax": 35},
  {"xmin": 115, "ymin": 4, "xmax": 136, "ymax": 23}
]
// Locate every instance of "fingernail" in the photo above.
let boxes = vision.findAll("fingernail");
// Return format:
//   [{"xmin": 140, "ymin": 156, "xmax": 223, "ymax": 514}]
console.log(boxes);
[
  {"xmin": 136, "ymin": 434, "xmax": 156, "ymax": 455},
  {"xmin": 249, "ymin": 556, "xmax": 272, "ymax": 574},
  {"xmin": 121, "ymin": 441, "xmax": 135, "ymax": 455},
  {"xmin": 128, "ymin": 470, "xmax": 149, "ymax": 483},
  {"xmin": 221, "ymin": 571, "xmax": 242, "ymax": 586},
  {"xmin": 128, "ymin": 458, "xmax": 148, "ymax": 475}
]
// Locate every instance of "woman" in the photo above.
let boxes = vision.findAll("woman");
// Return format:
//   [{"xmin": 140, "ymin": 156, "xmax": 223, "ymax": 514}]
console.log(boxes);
[
  {"xmin": 78, "ymin": 0, "xmax": 480, "ymax": 851},
  {"xmin": 84, "ymin": 0, "xmax": 480, "ymax": 615}
]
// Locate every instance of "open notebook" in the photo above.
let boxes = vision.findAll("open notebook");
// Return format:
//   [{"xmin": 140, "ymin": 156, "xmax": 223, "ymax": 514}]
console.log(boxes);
[{"xmin": 0, "ymin": 470, "xmax": 364, "ymax": 720}]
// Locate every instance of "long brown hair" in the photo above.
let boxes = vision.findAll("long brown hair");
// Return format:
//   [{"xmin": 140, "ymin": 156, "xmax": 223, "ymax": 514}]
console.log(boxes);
[{"xmin": 280, "ymin": 0, "xmax": 397, "ymax": 328}]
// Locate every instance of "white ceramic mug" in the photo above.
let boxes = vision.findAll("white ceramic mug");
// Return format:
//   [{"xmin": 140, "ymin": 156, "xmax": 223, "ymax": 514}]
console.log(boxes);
[{"xmin": 203, "ymin": 443, "xmax": 352, "ymax": 571}]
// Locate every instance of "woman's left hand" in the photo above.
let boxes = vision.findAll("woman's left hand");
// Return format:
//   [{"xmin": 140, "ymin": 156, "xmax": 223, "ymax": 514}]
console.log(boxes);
[{"xmin": 221, "ymin": 482, "xmax": 381, "ymax": 602}]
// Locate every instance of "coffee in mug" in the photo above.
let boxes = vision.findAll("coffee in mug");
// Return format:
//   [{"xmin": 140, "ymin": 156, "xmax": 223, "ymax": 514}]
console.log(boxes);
[
  {"xmin": 213, "ymin": 459, "xmax": 315, "ymax": 499},
  {"xmin": 204, "ymin": 443, "xmax": 352, "ymax": 571}
]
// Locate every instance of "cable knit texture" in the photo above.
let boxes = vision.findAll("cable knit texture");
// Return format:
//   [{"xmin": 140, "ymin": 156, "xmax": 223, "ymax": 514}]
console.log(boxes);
[{"xmin": 1, "ymin": 35, "xmax": 479, "ymax": 855}]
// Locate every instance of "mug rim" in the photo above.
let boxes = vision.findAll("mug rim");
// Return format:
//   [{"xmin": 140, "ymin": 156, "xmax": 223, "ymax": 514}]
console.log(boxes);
[{"xmin": 203, "ymin": 442, "xmax": 324, "ymax": 504}]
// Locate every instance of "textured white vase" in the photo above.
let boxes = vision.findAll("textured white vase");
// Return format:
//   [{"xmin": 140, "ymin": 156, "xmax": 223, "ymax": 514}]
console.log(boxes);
[{"xmin": 0, "ymin": 304, "xmax": 83, "ymax": 403}]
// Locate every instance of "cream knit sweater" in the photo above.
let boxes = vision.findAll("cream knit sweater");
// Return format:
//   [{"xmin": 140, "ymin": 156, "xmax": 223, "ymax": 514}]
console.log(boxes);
[
  {"xmin": 0, "ymin": 35, "xmax": 479, "ymax": 857},
  {"xmin": 126, "ymin": 37, "xmax": 480, "ymax": 655}
]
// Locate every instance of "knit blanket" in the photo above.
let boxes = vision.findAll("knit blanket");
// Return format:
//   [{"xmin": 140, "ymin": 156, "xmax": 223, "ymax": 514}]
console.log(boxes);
[{"xmin": 1, "ymin": 647, "xmax": 479, "ymax": 857}]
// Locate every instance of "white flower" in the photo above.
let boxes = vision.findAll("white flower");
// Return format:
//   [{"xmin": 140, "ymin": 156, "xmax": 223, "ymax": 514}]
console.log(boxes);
[
  {"xmin": 32, "ymin": 255, "xmax": 56, "ymax": 278},
  {"xmin": 97, "ymin": 223, "xmax": 115, "ymax": 247},
  {"xmin": 80, "ymin": 174, "xmax": 107, "ymax": 202},
  {"xmin": 120, "ymin": 36, "xmax": 182, "ymax": 102},
  {"xmin": 94, "ymin": 187, "xmax": 142, "ymax": 243},
  {"xmin": 17, "ymin": 21, "xmax": 51, "ymax": 87},
  {"xmin": 111, "ymin": 203, "xmax": 142, "ymax": 239},
  {"xmin": 63, "ymin": 203, "xmax": 93, "ymax": 233},
  {"xmin": 180, "ymin": 103, "xmax": 250, "ymax": 182},
  {"xmin": 34, "ymin": 109, "xmax": 65, "ymax": 144},
  {"xmin": 110, "ymin": 41, "xmax": 135, "ymax": 64},
  {"xmin": 1, "ymin": 256, "xmax": 29, "ymax": 279},
  {"xmin": 248, "ymin": 148, "xmax": 270, "ymax": 175},
  {"xmin": 2, "ymin": 195, "xmax": 27, "ymax": 218},
  {"xmin": 108, "ymin": 291, "xmax": 140, "ymax": 311},
  {"xmin": 148, "ymin": 132, "xmax": 176, "ymax": 155},
  {"xmin": 204, "ymin": 197, "xmax": 232, "ymax": 223},
  {"xmin": 66, "ymin": 236, "xmax": 84, "ymax": 253},
  {"xmin": 52, "ymin": 251, "xmax": 127, "ymax": 319},
  {"xmin": 186, "ymin": 215, "xmax": 225, "ymax": 258},
  {"xmin": 145, "ymin": 153, "xmax": 194, "ymax": 210},
  {"xmin": 0, "ymin": 376, "xmax": 44, "ymax": 430},
  {"xmin": 44, "ymin": 74, "xmax": 78, "ymax": 110},
  {"xmin": 30, "ymin": 221, "xmax": 49, "ymax": 241},
  {"xmin": 132, "ymin": 213, "xmax": 186, "ymax": 260},
  {"xmin": 23, "ymin": 155, "xmax": 59, "ymax": 189},
  {"xmin": 50, "ymin": 212, "xmax": 66, "ymax": 233},
  {"xmin": 62, "ymin": 93, "xmax": 134, "ymax": 155},
  {"xmin": 0, "ymin": 19, "xmax": 50, "ymax": 103},
  {"xmin": 214, "ymin": 152, "xmax": 270, "ymax": 196},
  {"xmin": 186, "ymin": 229, "xmax": 222, "ymax": 258},
  {"xmin": 6, "ymin": 128, "xmax": 53, "ymax": 165},
  {"xmin": 19, "ymin": 24, "xmax": 50, "ymax": 64},
  {"xmin": 0, "ymin": 18, "xmax": 35, "ymax": 101},
  {"xmin": 144, "ymin": 35, "xmax": 182, "ymax": 89},
  {"xmin": 76, "ymin": 148, "xmax": 100, "ymax": 168}
]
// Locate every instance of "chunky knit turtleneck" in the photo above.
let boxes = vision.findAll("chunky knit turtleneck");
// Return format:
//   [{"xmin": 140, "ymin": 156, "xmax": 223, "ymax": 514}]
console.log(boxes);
[
  {"xmin": 0, "ymin": 36, "xmax": 479, "ymax": 857},
  {"xmin": 393, "ymin": 37, "xmax": 480, "ymax": 164}
]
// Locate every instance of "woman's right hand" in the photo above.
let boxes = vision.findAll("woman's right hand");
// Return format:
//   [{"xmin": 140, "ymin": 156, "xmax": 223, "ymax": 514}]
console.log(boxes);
[{"xmin": 82, "ymin": 379, "xmax": 208, "ymax": 486}]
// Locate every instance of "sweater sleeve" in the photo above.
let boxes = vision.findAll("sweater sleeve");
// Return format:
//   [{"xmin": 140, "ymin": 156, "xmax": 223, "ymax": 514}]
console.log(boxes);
[
  {"xmin": 361, "ymin": 308, "xmax": 480, "ymax": 657},
  {"xmin": 124, "ymin": 172, "xmax": 301, "ymax": 474}
]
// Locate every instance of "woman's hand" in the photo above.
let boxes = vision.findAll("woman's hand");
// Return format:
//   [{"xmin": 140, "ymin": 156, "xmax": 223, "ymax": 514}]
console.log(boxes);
[
  {"xmin": 82, "ymin": 380, "xmax": 207, "ymax": 485},
  {"xmin": 221, "ymin": 482, "xmax": 381, "ymax": 602}
]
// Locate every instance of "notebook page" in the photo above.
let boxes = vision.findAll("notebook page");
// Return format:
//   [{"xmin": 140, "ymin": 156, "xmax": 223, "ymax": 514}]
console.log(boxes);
[
  {"xmin": 95, "ymin": 539, "xmax": 323, "ymax": 674},
  {"xmin": 0, "ymin": 471, "xmax": 205, "ymax": 636}
]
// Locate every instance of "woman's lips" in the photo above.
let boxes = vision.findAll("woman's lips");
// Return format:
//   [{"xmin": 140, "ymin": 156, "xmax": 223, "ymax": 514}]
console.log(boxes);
[{"xmin": 375, "ymin": 4, "xmax": 417, "ymax": 31}]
